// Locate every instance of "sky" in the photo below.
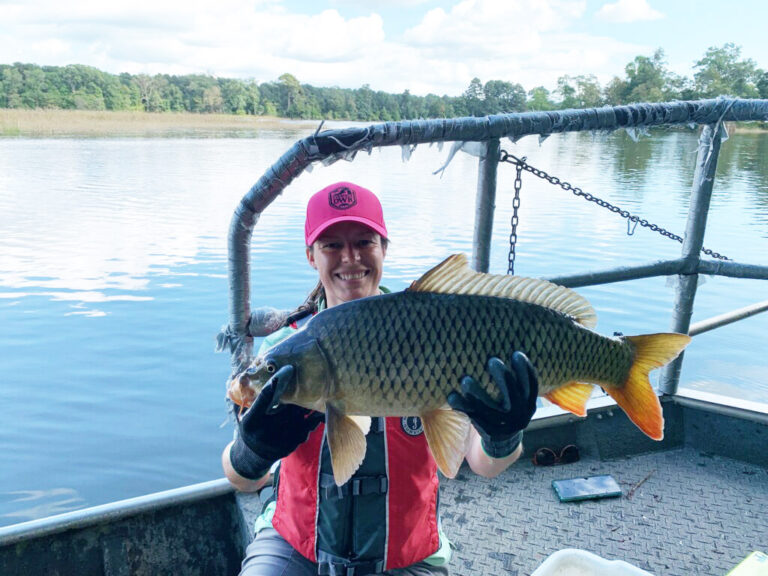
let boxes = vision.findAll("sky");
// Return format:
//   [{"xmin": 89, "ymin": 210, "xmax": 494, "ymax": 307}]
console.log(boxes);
[{"xmin": 1, "ymin": 0, "xmax": 766, "ymax": 97}]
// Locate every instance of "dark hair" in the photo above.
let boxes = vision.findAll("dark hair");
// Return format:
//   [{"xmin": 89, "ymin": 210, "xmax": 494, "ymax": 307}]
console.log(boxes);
[{"xmin": 283, "ymin": 280, "xmax": 325, "ymax": 327}]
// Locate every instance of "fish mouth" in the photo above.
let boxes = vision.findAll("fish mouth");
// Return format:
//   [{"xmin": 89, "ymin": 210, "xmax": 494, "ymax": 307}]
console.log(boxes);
[
  {"xmin": 227, "ymin": 362, "xmax": 269, "ymax": 408},
  {"xmin": 335, "ymin": 270, "xmax": 370, "ymax": 281}
]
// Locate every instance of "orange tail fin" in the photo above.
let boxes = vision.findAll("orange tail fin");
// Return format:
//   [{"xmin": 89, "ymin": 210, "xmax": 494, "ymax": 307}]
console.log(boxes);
[{"xmin": 604, "ymin": 333, "xmax": 691, "ymax": 440}]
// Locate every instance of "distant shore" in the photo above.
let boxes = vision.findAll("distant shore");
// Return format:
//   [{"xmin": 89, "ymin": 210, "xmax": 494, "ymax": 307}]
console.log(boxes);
[
  {"xmin": 0, "ymin": 109, "xmax": 319, "ymax": 137},
  {"xmin": 1, "ymin": 108, "xmax": 764, "ymax": 138}
]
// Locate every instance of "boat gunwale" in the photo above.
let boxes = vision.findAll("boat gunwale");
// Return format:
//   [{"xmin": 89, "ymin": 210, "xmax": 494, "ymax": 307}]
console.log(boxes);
[{"xmin": 0, "ymin": 478, "xmax": 234, "ymax": 547}]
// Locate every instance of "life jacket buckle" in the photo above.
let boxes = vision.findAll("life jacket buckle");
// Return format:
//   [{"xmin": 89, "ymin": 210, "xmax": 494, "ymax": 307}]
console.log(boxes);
[{"xmin": 318, "ymin": 559, "xmax": 385, "ymax": 576}]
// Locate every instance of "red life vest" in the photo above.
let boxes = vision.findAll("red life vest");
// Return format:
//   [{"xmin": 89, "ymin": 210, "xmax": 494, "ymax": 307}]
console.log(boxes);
[{"xmin": 271, "ymin": 416, "xmax": 440, "ymax": 571}]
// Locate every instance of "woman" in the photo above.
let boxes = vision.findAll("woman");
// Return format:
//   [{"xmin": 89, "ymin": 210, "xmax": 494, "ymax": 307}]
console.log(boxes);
[{"xmin": 222, "ymin": 181, "xmax": 538, "ymax": 576}]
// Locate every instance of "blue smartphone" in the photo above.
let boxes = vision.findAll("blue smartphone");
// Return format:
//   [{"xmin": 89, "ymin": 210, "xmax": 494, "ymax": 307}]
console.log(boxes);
[{"xmin": 552, "ymin": 475, "xmax": 622, "ymax": 502}]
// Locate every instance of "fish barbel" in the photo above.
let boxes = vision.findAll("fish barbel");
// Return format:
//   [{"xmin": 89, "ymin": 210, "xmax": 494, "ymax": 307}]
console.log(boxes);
[{"xmin": 228, "ymin": 254, "xmax": 690, "ymax": 486}]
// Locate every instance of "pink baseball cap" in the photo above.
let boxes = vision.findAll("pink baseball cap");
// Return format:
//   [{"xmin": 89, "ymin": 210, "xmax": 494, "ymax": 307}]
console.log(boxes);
[{"xmin": 304, "ymin": 182, "xmax": 388, "ymax": 245}]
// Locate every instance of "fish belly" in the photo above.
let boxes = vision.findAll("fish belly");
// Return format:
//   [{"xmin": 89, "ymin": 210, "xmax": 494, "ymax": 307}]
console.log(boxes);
[{"xmin": 302, "ymin": 291, "xmax": 633, "ymax": 414}]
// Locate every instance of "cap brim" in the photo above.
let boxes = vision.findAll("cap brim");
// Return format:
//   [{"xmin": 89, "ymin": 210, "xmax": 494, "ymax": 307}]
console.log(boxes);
[{"xmin": 306, "ymin": 216, "xmax": 388, "ymax": 246}]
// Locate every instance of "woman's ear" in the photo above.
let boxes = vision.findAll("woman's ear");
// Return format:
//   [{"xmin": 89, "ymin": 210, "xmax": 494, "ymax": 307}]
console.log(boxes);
[{"xmin": 306, "ymin": 246, "xmax": 317, "ymax": 269}]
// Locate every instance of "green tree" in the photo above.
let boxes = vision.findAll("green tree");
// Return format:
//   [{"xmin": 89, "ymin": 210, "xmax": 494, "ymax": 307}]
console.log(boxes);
[
  {"xmin": 574, "ymin": 75, "xmax": 603, "ymax": 108},
  {"xmin": 73, "ymin": 85, "xmax": 106, "ymax": 110},
  {"xmin": 602, "ymin": 77, "xmax": 627, "ymax": 105},
  {"xmin": 694, "ymin": 43, "xmax": 759, "ymax": 98},
  {"xmin": 526, "ymin": 86, "xmax": 555, "ymax": 111},
  {"xmin": 16, "ymin": 64, "xmax": 50, "ymax": 108},
  {"xmin": 757, "ymin": 70, "xmax": 768, "ymax": 99},
  {"xmin": 261, "ymin": 98, "xmax": 278, "ymax": 117},
  {"xmin": 462, "ymin": 77, "xmax": 484, "ymax": 116},
  {"xmin": 299, "ymin": 84, "xmax": 322, "ymax": 118},
  {"xmin": 320, "ymin": 87, "xmax": 348, "ymax": 119},
  {"xmin": 398, "ymin": 89, "xmax": 420, "ymax": 119},
  {"xmin": 134, "ymin": 74, "xmax": 160, "ymax": 111},
  {"xmin": 117, "ymin": 73, "xmax": 143, "ymax": 110},
  {"xmin": 663, "ymin": 72, "xmax": 695, "ymax": 101},
  {"xmin": 244, "ymin": 82, "xmax": 261, "ymax": 115},
  {"xmin": 354, "ymin": 84, "xmax": 374, "ymax": 120},
  {"xmin": 483, "ymin": 80, "xmax": 526, "ymax": 113},
  {"xmin": 0, "ymin": 65, "xmax": 24, "ymax": 108},
  {"xmin": 555, "ymin": 76, "xmax": 578, "ymax": 109},
  {"xmin": 423, "ymin": 94, "xmax": 447, "ymax": 118},
  {"xmin": 220, "ymin": 79, "xmax": 248, "ymax": 114},
  {"xmin": 161, "ymin": 82, "xmax": 186, "ymax": 112},
  {"xmin": 257, "ymin": 81, "xmax": 280, "ymax": 116},
  {"xmin": 622, "ymin": 49, "xmax": 668, "ymax": 103},
  {"xmin": 54, "ymin": 64, "xmax": 109, "ymax": 109},
  {"xmin": 202, "ymin": 85, "xmax": 224, "ymax": 113},
  {"xmin": 277, "ymin": 73, "xmax": 308, "ymax": 118},
  {"xmin": 373, "ymin": 90, "xmax": 401, "ymax": 121},
  {"xmin": 175, "ymin": 75, "xmax": 219, "ymax": 112},
  {"xmin": 102, "ymin": 74, "xmax": 133, "ymax": 110}
]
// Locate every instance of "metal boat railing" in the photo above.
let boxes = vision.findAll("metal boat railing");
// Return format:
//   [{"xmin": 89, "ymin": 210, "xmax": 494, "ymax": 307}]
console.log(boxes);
[{"xmin": 217, "ymin": 97, "xmax": 768, "ymax": 399}]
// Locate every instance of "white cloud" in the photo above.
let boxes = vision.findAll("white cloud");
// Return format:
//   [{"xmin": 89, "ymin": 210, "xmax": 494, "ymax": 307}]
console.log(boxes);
[
  {"xmin": 404, "ymin": 0, "xmax": 586, "ymax": 53},
  {"xmin": 330, "ymin": 0, "xmax": 431, "ymax": 6},
  {"xmin": 0, "ymin": 0, "xmax": 654, "ymax": 95},
  {"xmin": 595, "ymin": 0, "xmax": 664, "ymax": 23},
  {"xmin": 397, "ymin": 0, "xmax": 643, "ymax": 93},
  {"xmin": 275, "ymin": 10, "xmax": 385, "ymax": 63}
]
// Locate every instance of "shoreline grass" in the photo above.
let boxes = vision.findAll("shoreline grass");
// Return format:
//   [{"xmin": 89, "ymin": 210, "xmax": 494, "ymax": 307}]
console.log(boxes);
[
  {"xmin": 1, "ymin": 108, "xmax": 764, "ymax": 138},
  {"xmin": 0, "ymin": 108, "xmax": 318, "ymax": 137}
]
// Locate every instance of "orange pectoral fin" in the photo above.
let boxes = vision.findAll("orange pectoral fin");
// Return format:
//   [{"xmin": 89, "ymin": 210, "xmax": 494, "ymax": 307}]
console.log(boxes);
[{"xmin": 544, "ymin": 382, "xmax": 594, "ymax": 417}]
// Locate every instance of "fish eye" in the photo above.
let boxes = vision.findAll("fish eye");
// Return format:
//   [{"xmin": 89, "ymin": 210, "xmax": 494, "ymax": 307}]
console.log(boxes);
[{"xmin": 266, "ymin": 361, "xmax": 277, "ymax": 374}]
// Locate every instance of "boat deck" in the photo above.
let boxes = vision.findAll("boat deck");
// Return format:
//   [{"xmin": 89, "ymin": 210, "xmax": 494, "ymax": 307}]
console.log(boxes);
[
  {"xmin": 237, "ymin": 399, "xmax": 768, "ymax": 575},
  {"xmin": 439, "ymin": 443, "xmax": 766, "ymax": 575}
]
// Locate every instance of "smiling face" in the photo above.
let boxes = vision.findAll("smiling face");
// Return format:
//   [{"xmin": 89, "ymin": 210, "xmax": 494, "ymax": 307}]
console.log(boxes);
[{"xmin": 307, "ymin": 221, "xmax": 387, "ymax": 308}]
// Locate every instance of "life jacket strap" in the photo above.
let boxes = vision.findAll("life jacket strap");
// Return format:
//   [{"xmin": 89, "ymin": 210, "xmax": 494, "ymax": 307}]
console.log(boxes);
[
  {"xmin": 369, "ymin": 417, "xmax": 385, "ymax": 433},
  {"xmin": 317, "ymin": 557, "xmax": 385, "ymax": 576},
  {"xmin": 319, "ymin": 474, "xmax": 389, "ymax": 500}
]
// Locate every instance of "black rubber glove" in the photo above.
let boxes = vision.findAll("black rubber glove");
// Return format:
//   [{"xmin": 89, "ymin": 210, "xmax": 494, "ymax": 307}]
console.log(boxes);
[
  {"xmin": 447, "ymin": 352, "xmax": 539, "ymax": 458},
  {"xmin": 229, "ymin": 365, "xmax": 324, "ymax": 480}
]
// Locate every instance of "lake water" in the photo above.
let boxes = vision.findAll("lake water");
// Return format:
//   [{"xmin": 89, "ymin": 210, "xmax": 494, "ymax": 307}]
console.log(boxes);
[{"xmin": 1, "ymin": 124, "xmax": 767, "ymax": 527}]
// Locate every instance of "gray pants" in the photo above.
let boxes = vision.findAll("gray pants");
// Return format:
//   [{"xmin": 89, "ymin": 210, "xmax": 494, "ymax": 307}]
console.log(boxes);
[{"xmin": 240, "ymin": 528, "xmax": 450, "ymax": 576}]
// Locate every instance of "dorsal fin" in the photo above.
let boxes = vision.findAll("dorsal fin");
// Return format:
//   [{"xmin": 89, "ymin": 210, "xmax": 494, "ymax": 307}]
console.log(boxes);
[{"xmin": 408, "ymin": 254, "xmax": 597, "ymax": 328}]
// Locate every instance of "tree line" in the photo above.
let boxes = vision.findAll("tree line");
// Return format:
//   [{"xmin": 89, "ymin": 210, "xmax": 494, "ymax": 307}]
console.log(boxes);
[{"xmin": 1, "ymin": 44, "xmax": 766, "ymax": 121}]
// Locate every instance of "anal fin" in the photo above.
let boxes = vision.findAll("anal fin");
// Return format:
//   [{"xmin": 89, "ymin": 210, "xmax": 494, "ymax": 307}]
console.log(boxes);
[
  {"xmin": 544, "ymin": 382, "xmax": 594, "ymax": 417},
  {"xmin": 325, "ymin": 405, "xmax": 369, "ymax": 486},
  {"xmin": 421, "ymin": 406, "xmax": 471, "ymax": 478}
]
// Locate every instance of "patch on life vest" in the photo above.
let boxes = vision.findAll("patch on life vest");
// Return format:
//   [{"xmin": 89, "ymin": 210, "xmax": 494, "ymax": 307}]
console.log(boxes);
[
  {"xmin": 329, "ymin": 186, "xmax": 357, "ymax": 210},
  {"xmin": 401, "ymin": 416, "xmax": 423, "ymax": 436}
]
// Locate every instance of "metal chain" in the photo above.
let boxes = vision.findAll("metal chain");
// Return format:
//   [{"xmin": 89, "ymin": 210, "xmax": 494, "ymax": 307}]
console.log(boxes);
[
  {"xmin": 499, "ymin": 151, "xmax": 730, "ymax": 261},
  {"xmin": 507, "ymin": 159, "xmax": 523, "ymax": 274}
]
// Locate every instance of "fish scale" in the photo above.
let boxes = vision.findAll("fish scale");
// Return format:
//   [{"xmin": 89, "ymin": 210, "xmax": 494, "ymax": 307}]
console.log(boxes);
[{"xmin": 297, "ymin": 291, "xmax": 632, "ymax": 415}]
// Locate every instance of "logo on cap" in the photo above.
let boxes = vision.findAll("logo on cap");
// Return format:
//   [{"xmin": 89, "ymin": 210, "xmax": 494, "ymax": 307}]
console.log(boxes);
[{"xmin": 328, "ymin": 186, "xmax": 357, "ymax": 210}]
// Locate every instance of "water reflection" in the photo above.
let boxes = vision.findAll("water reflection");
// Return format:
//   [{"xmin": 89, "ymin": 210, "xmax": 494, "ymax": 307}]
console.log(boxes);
[
  {"xmin": 0, "ymin": 139, "xmax": 259, "ymax": 317},
  {"xmin": 2, "ymin": 488, "xmax": 86, "ymax": 522}
]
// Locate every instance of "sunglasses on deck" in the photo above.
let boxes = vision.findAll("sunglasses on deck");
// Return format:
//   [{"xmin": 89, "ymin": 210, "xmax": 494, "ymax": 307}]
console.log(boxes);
[{"xmin": 532, "ymin": 444, "xmax": 580, "ymax": 466}]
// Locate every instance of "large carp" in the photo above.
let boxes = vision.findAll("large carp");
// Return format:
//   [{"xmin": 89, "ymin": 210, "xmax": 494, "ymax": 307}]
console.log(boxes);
[{"xmin": 228, "ymin": 254, "xmax": 690, "ymax": 486}]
